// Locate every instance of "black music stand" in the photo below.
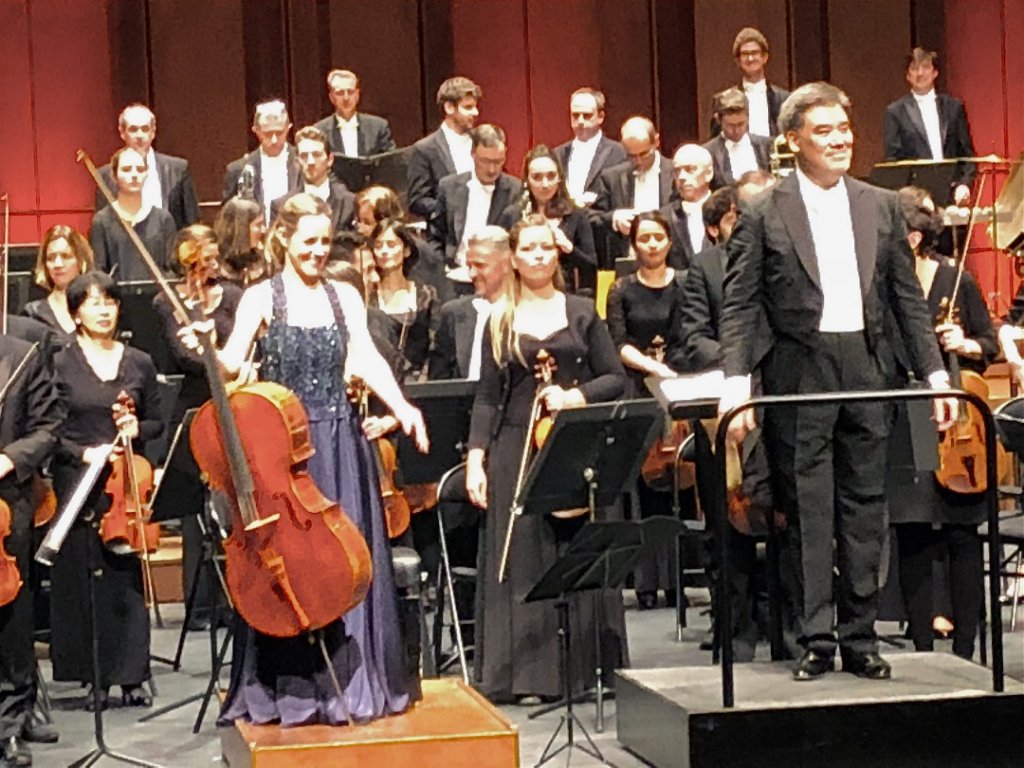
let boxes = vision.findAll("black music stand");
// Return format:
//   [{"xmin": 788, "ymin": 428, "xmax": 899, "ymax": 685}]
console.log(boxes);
[
  {"xmin": 332, "ymin": 147, "xmax": 412, "ymax": 201},
  {"xmin": 513, "ymin": 400, "xmax": 661, "ymax": 735},
  {"xmin": 395, "ymin": 379, "xmax": 476, "ymax": 482},
  {"xmin": 869, "ymin": 160, "xmax": 961, "ymax": 205},
  {"xmin": 526, "ymin": 522, "xmax": 645, "ymax": 767}
]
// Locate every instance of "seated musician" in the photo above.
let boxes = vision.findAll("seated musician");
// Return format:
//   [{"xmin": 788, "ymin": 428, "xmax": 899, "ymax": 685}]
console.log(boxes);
[
  {"xmin": 23, "ymin": 225, "xmax": 95, "ymax": 341},
  {"xmin": 88, "ymin": 147, "xmax": 176, "ymax": 281},
  {"xmin": 0, "ymin": 327, "xmax": 64, "ymax": 766},
  {"xmin": 50, "ymin": 271, "xmax": 163, "ymax": 711},
  {"xmin": 606, "ymin": 211, "xmax": 690, "ymax": 611},
  {"xmin": 887, "ymin": 186, "xmax": 996, "ymax": 660},
  {"xmin": 464, "ymin": 214, "xmax": 627, "ymax": 705}
]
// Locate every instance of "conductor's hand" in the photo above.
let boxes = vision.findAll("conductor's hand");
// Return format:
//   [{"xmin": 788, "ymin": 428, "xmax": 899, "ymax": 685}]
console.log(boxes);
[
  {"xmin": 466, "ymin": 461, "xmax": 488, "ymax": 509},
  {"xmin": 718, "ymin": 375, "xmax": 756, "ymax": 443},
  {"xmin": 393, "ymin": 402, "xmax": 430, "ymax": 453}
]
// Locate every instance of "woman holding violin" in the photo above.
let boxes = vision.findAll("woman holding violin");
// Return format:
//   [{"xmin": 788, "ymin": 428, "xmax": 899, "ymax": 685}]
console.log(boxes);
[
  {"xmin": 50, "ymin": 271, "xmax": 163, "ymax": 709},
  {"xmin": 887, "ymin": 187, "xmax": 997, "ymax": 659},
  {"xmin": 185, "ymin": 193, "xmax": 428, "ymax": 726},
  {"xmin": 22, "ymin": 225, "xmax": 95, "ymax": 340},
  {"xmin": 606, "ymin": 211, "xmax": 691, "ymax": 610},
  {"xmin": 465, "ymin": 214, "xmax": 628, "ymax": 705}
]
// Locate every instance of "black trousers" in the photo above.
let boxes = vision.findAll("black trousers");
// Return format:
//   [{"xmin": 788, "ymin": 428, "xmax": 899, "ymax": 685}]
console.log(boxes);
[
  {"xmin": 762, "ymin": 333, "xmax": 889, "ymax": 658},
  {"xmin": 0, "ymin": 523, "xmax": 35, "ymax": 739}
]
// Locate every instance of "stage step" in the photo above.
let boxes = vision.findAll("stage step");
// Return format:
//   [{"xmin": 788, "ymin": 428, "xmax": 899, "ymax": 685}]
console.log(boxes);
[
  {"xmin": 220, "ymin": 678, "xmax": 518, "ymax": 767},
  {"xmin": 617, "ymin": 653, "xmax": 1024, "ymax": 768}
]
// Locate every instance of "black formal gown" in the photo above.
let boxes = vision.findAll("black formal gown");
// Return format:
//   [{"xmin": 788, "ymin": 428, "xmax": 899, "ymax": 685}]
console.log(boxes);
[
  {"xmin": 369, "ymin": 282, "xmax": 439, "ymax": 381},
  {"xmin": 468, "ymin": 295, "xmax": 629, "ymax": 702},
  {"xmin": 20, "ymin": 297, "xmax": 76, "ymax": 346},
  {"xmin": 89, "ymin": 205, "xmax": 176, "ymax": 282},
  {"xmin": 49, "ymin": 342, "xmax": 163, "ymax": 689}
]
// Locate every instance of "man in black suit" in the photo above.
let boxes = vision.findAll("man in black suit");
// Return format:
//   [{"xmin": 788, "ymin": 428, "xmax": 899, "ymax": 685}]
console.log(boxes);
[
  {"xmin": 407, "ymin": 77, "xmax": 482, "ymax": 219},
  {"xmin": 426, "ymin": 124, "xmax": 521, "ymax": 296},
  {"xmin": 711, "ymin": 27, "xmax": 789, "ymax": 139},
  {"xmin": 591, "ymin": 116, "xmax": 675, "ymax": 269},
  {"xmin": 270, "ymin": 126, "xmax": 355, "ymax": 234},
  {"xmin": 553, "ymin": 88, "xmax": 627, "ymax": 207},
  {"xmin": 883, "ymin": 47, "xmax": 976, "ymax": 205},
  {"xmin": 704, "ymin": 88, "xmax": 772, "ymax": 190},
  {"xmin": 222, "ymin": 99, "xmax": 301, "ymax": 222},
  {"xmin": 94, "ymin": 104, "xmax": 199, "ymax": 230},
  {"xmin": 718, "ymin": 82, "xmax": 955, "ymax": 681},
  {"xmin": 313, "ymin": 69, "xmax": 396, "ymax": 158},
  {"xmin": 660, "ymin": 144, "xmax": 714, "ymax": 270},
  {"xmin": 0, "ymin": 335, "xmax": 64, "ymax": 767}
]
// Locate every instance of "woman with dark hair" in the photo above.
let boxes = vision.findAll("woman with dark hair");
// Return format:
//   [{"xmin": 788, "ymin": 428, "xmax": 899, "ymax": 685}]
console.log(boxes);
[
  {"xmin": 88, "ymin": 147, "xmax": 176, "ymax": 281},
  {"xmin": 606, "ymin": 210, "xmax": 691, "ymax": 609},
  {"xmin": 214, "ymin": 196, "xmax": 268, "ymax": 287},
  {"xmin": 464, "ymin": 213, "xmax": 628, "ymax": 705},
  {"xmin": 23, "ymin": 224, "xmax": 95, "ymax": 338},
  {"xmin": 497, "ymin": 145, "xmax": 597, "ymax": 293},
  {"xmin": 367, "ymin": 218, "xmax": 439, "ymax": 381},
  {"xmin": 354, "ymin": 185, "xmax": 406, "ymax": 237},
  {"xmin": 49, "ymin": 271, "xmax": 162, "ymax": 709}
]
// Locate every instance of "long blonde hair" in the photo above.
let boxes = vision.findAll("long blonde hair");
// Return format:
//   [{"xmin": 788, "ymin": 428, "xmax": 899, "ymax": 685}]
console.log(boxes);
[{"xmin": 488, "ymin": 214, "xmax": 565, "ymax": 364}]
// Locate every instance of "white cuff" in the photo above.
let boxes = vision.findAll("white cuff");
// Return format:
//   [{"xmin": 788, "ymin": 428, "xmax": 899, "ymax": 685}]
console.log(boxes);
[{"xmin": 927, "ymin": 370, "xmax": 951, "ymax": 390}]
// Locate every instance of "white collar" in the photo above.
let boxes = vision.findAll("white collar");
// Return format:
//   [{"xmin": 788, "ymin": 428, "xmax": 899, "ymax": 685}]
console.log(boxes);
[
  {"xmin": 468, "ymin": 171, "xmax": 495, "ymax": 191},
  {"xmin": 114, "ymin": 200, "xmax": 152, "ymax": 224},
  {"xmin": 335, "ymin": 113, "xmax": 359, "ymax": 127},
  {"xmin": 472, "ymin": 297, "xmax": 491, "ymax": 313},
  {"xmin": 680, "ymin": 193, "xmax": 709, "ymax": 214},
  {"xmin": 795, "ymin": 166, "xmax": 847, "ymax": 205},
  {"xmin": 572, "ymin": 131, "xmax": 603, "ymax": 150},
  {"xmin": 304, "ymin": 178, "xmax": 331, "ymax": 197},
  {"xmin": 724, "ymin": 133, "xmax": 752, "ymax": 151},
  {"xmin": 441, "ymin": 122, "xmax": 471, "ymax": 145},
  {"xmin": 260, "ymin": 148, "xmax": 288, "ymax": 166},
  {"xmin": 742, "ymin": 79, "xmax": 767, "ymax": 93},
  {"xmin": 912, "ymin": 89, "xmax": 937, "ymax": 101}
]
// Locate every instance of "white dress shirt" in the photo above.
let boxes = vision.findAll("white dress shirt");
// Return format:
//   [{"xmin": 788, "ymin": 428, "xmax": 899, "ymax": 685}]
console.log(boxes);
[
  {"xmin": 681, "ymin": 194, "xmax": 710, "ymax": 256},
  {"xmin": 795, "ymin": 167, "xmax": 863, "ymax": 332},
  {"xmin": 743, "ymin": 79, "xmax": 771, "ymax": 137},
  {"xmin": 724, "ymin": 134, "xmax": 759, "ymax": 179},
  {"xmin": 913, "ymin": 89, "xmax": 944, "ymax": 160},
  {"xmin": 455, "ymin": 173, "xmax": 495, "ymax": 269},
  {"xmin": 335, "ymin": 114, "xmax": 360, "ymax": 157},
  {"xmin": 632, "ymin": 164, "xmax": 661, "ymax": 213},
  {"xmin": 142, "ymin": 148, "xmax": 163, "ymax": 213},
  {"xmin": 304, "ymin": 178, "xmax": 330, "ymax": 202},
  {"xmin": 441, "ymin": 123, "xmax": 474, "ymax": 175},
  {"xmin": 566, "ymin": 131, "xmax": 602, "ymax": 202},
  {"xmin": 260, "ymin": 150, "xmax": 290, "ymax": 223},
  {"xmin": 467, "ymin": 297, "xmax": 492, "ymax": 381}
]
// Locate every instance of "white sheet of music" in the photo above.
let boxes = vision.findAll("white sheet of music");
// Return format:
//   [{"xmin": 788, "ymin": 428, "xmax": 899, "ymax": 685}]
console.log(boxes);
[{"xmin": 654, "ymin": 369, "xmax": 725, "ymax": 403}]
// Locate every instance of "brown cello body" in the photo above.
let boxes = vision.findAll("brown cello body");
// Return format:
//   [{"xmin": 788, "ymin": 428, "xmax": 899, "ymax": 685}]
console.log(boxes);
[
  {"xmin": 0, "ymin": 500, "xmax": 22, "ymax": 607},
  {"xmin": 190, "ymin": 381, "xmax": 373, "ymax": 638}
]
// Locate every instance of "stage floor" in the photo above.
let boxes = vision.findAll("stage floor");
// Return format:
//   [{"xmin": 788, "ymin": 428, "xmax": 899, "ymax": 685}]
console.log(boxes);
[{"xmin": 32, "ymin": 594, "xmax": 1024, "ymax": 768}]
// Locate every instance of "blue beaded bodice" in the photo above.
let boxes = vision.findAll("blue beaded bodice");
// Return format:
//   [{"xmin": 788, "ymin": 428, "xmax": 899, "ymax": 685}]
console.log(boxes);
[{"xmin": 259, "ymin": 275, "xmax": 351, "ymax": 421}]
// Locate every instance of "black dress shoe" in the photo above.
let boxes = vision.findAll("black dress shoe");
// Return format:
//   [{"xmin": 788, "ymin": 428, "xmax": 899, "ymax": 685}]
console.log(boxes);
[
  {"xmin": 636, "ymin": 591, "xmax": 658, "ymax": 611},
  {"xmin": 21, "ymin": 720, "xmax": 58, "ymax": 744},
  {"xmin": 842, "ymin": 652, "xmax": 892, "ymax": 680},
  {"xmin": 792, "ymin": 650, "xmax": 834, "ymax": 681},
  {"xmin": 2, "ymin": 735, "xmax": 31, "ymax": 767}
]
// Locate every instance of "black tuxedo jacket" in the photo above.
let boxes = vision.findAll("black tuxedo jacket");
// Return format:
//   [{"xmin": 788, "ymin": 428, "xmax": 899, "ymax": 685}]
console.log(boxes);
[
  {"xmin": 660, "ymin": 201, "xmax": 713, "ymax": 271},
  {"xmin": 679, "ymin": 243, "xmax": 726, "ymax": 372},
  {"xmin": 222, "ymin": 147, "xmax": 302, "ymax": 204},
  {"xmin": 720, "ymin": 173, "xmax": 943, "ymax": 388},
  {"xmin": 883, "ymin": 92, "xmax": 976, "ymax": 189},
  {"xmin": 591, "ymin": 155, "xmax": 676, "ymax": 268},
  {"xmin": 703, "ymin": 133, "xmax": 772, "ymax": 189},
  {"xmin": 313, "ymin": 112, "xmax": 396, "ymax": 158},
  {"xmin": 407, "ymin": 129, "xmax": 458, "ymax": 218},
  {"xmin": 553, "ymin": 135, "xmax": 628, "ymax": 198},
  {"xmin": 710, "ymin": 81, "xmax": 790, "ymax": 138},
  {"xmin": 427, "ymin": 172, "xmax": 523, "ymax": 267},
  {"xmin": 270, "ymin": 180, "xmax": 356, "ymax": 234},
  {"xmin": 428, "ymin": 296, "xmax": 480, "ymax": 380},
  {"xmin": 95, "ymin": 151, "xmax": 199, "ymax": 229}
]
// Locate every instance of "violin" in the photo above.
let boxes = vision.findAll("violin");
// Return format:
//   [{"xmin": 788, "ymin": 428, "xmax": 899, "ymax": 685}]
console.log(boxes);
[
  {"xmin": 32, "ymin": 474, "xmax": 57, "ymax": 529},
  {"xmin": 639, "ymin": 337, "xmax": 695, "ymax": 492}
]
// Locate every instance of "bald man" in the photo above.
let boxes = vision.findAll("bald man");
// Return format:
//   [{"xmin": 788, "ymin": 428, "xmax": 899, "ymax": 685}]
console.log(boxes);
[
  {"xmin": 590, "ymin": 116, "xmax": 675, "ymax": 268},
  {"xmin": 94, "ymin": 103, "xmax": 199, "ymax": 229},
  {"xmin": 660, "ymin": 144, "xmax": 715, "ymax": 269}
]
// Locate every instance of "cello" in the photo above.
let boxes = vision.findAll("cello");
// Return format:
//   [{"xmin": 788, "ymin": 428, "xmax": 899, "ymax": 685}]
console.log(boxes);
[
  {"xmin": 639, "ymin": 336, "xmax": 695, "ymax": 492},
  {"xmin": 77, "ymin": 151, "xmax": 372, "ymax": 639}
]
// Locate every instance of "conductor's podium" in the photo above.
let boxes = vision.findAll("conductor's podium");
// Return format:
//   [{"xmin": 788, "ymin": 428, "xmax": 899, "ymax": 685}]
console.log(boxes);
[{"xmin": 220, "ymin": 679, "xmax": 518, "ymax": 767}]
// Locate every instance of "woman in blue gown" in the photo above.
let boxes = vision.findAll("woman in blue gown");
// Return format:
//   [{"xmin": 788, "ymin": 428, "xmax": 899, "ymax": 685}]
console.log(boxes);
[{"xmin": 188, "ymin": 193, "xmax": 429, "ymax": 726}]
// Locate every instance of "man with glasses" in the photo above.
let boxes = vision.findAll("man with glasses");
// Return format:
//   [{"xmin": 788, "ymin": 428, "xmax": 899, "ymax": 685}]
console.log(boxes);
[
  {"xmin": 711, "ymin": 27, "xmax": 790, "ymax": 139},
  {"xmin": 553, "ymin": 88, "xmax": 626, "ymax": 207}
]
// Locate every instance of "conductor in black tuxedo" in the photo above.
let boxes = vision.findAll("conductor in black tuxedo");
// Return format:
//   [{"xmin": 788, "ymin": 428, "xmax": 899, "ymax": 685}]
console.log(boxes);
[
  {"xmin": 407, "ymin": 77, "xmax": 482, "ymax": 219},
  {"xmin": 222, "ymin": 99, "xmax": 301, "ymax": 220},
  {"xmin": 270, "ymin": 126, "xmax": 355, "ymax": 235},
  {"xmin": 313, "ymin": 69, "xmax": 396, "ymax": 158},
  {"xmin": 553, "ymin": 87, "xmax": 627, "ymax": 207},
  {"xmin": 883, "ymin": 47, "xmax": 976, "ymax": 205},
  {"xmin": 0, "ymin": 334, "xmax": 65, "ymax": 766},
  {"xmin": 718, "ymin": 82, "xmax": 955, "ymax": 681},
  {"xmin": 591, "ymin": 116, "xmax": 675, "ymax": 268},
  {"xmin": 704, "ymin": 88, "xmax": 772, "ymax": 190},
  {"xmin": 94, "ymin": 104, "xmax": 199, "ymax": 230}
]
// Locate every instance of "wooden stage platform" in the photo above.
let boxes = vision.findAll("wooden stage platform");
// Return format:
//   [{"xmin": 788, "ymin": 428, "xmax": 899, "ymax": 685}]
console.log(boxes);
[{"xmin": 219, "ymin": 678, "xmax": 519, "ymax": 767}]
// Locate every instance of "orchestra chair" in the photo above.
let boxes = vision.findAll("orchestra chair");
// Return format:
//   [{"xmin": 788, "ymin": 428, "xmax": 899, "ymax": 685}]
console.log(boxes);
[
  {"xmin": 674, "ymin": 433, "xmax": 709, "ymax": 641},
  {"xmin": 988, "ymin": 398, "xmax": 1024, "ymax": 632}
]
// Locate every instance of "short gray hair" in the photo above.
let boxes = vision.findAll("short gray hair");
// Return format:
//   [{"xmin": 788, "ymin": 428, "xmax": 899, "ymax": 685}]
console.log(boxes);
[
  {"xmin": 468, "ymin": 225, "xmax": 510, "ymax": 255},
  {"xmin": 777, "ymin": 82, "xmax": 851, "ymax": 135},
  {"xmin": 471, "ymin": 123, "xmax": 506, "ymax": 151}
]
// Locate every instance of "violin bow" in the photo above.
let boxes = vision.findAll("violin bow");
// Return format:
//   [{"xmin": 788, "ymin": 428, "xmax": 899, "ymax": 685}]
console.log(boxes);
[{"xmin": 945, "ymin": 173, "xmax": 987, "ymax": 325}]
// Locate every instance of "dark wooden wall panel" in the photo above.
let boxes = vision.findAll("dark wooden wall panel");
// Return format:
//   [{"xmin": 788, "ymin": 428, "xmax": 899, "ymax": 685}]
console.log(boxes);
[
  {"xmin": 327, "ymin": 0, "xmax": 424, "ymax": 149},
  {"xmin": 0, "ymin": 1, "xmax": 39, "ymax": 242},
  {"xmin": 653, "ymin": 0, "xmax": 698, "ymax": 151},
  {"xmin": 106, "ymin": 0, "xmax": 151, "ymax": 110},
  {"xmin": 787, "ymin": 0, "xmax": 829, "ymax": 85},
  {"xmin": 285, "ymin": 0, "xmax": 329, "ymax": 132},
  {"xmin": 827, "ymin": 0, "xmax": 911, "ymax": 177},
  {"xmin": 148, "ymin": 0, "xmax": 248, "ymax": 203},
  {"xmin": 595, "ymin": 0, "xmax": 654, "ymax": 137}
]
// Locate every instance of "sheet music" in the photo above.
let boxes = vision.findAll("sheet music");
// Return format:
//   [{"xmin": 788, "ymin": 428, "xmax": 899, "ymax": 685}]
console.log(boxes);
[{"xmin": 654, "ymin": 369, "xmax": 725, "ymax": 403}]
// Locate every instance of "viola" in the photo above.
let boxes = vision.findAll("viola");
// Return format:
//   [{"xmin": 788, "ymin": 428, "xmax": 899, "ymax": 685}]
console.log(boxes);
[
  {"xmin": 639, "ymin": 337, "xmax": 696, "ymax": 492},
  {"xmin": 32, "ymin": 474, "xmax": 57, "ymax": 529},
  {"xmin": 0, "ymin": 500, "xmax": 22, "ymax": 607}
]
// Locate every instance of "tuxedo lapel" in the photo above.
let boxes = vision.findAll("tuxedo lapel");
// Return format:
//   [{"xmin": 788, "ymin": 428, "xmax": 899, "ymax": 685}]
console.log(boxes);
[
  {"xmin": 454, "ymin": 301, "xmax": 476, "ymax": 376},
  {"xmin": 356, "ymin": 116, "xmax": 368, "ymax": 157},
  {"xmin": 488, "ymin": 177, "xmax": 513, "ymax": 222},
  {"xmin": 587, "ymin": 139, "xmax": 612, "ymax": 189},
  {"xmin": 251, "ymin": 150, "xmax": 264, "ymax": 203},
  {"xmin": 938, "ymin": 95, "xmax": 952, "ymax": 147},
  {"xmin": 847, "ymin": 179, "xmax": 877, "ymax": 299},
  {"xmin": 452, "ymin": 180, "xmax": 469, "ymax": 242},
  {"xmin": 155, "ymin": 153, "xmax": 172, "ymax": 209},
  {"xmin": 286, "ymin": 148, "xmax": 301, "ymax": 190},
  {"xmin": 902, "ymin": 97, "xmax": 929, "ymax": 147},
  {"xmin": 435, "ymin": 132, "xmax": 456, "ymax": 177},
  {"xmin": 658, "ymin": 156, "xmax": 674, "ymax": 204},
  {"xmin": 775, "ymin": 175, "xmax": 821, "ymax": 289}
]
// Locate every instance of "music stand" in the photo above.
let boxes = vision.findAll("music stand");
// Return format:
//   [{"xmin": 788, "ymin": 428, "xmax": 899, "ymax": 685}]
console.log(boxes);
[
  {"xmin": 869, "ymin": 159, "xmax": 961, "ymax": 205},
  {"xmin": 510, "ymin": 400, "xmax": 661, "ymax": 736},
  {"xmin": 526, "ymin": 522, "xmax": 644, "ymax": 767},
  {"xmin": 395, "ymin": 379, "xmax": 476, "ymax": 483},
  {"xmin": 332, "ymin": 147, "xmax": 412, "ymax": 201}
]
